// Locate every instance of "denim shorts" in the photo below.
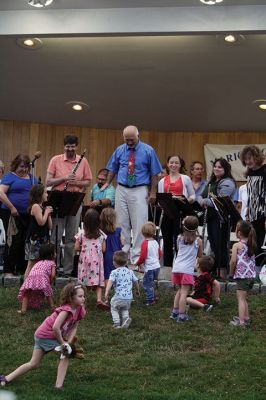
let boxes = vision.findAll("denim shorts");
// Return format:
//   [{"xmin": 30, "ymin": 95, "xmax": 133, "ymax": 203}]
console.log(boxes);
[{"xmin": 34, "ymin": 336, "xmax": 60, "ymax": 352}]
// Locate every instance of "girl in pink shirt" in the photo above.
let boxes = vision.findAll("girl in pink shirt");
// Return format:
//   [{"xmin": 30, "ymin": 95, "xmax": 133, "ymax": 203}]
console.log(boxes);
[{"xmin": 0, "ymin": 283, "xmax": 86, "ymax": 390}]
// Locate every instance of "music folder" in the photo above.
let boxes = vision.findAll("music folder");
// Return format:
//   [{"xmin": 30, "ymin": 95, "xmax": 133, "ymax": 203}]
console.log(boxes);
[
  {"xmin": 210, "ymin": 195, "xmax": 242, "ymax": 228},
  {"xmin": 47, "ymin": 190, "xmax": 85, "ymax": 218},
  {"xmin": 156, "ymin": 193, "xmax": 195, "ymax": 220}
]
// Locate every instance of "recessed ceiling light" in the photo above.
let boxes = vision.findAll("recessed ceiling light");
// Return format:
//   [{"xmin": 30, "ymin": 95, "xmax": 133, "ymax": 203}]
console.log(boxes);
[
  {"xmin": 16, "ymin": 38, "xmax": 43, "ymax": 50},
  {"xmin": 253, "ymin": 99, "xmax": 266, "ymax": 111},
  {"xmin": 65, "ymin": 101, "xmax": 90, "ymax": 112},
  {"xmin": 72, "ymin": 104, "xmax": 83, "ymax": 111},
  {"xmin": 216, "ymin": 34, "xmax": 245, "ymax": 46},
  {"xmin": 224, "ymin": 34, "xmax": 236, "ymax": 43},
  {"xmin": 23, "ymin": 39, "xmax": 35, "ymax": 46},
  {"xmin": 28, "ymin": 0, "xmax": 53, "ymax": 7},
  {"xmin": 200, "ymin": 0, "xmax": 223, "ymax": 4}
]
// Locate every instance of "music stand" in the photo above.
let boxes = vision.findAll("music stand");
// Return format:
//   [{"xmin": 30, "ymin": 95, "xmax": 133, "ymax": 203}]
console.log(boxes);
[
  {"xmin": 47, "ymin": 190, "xmax": 85, "ymax": 271},
  {"xmin": 157, "ymin": 193, "xmax": 196, "ymax": 257},
  {"xmin": 156, "ymin": 193, "xmax": 179, "ymax": 220},
  {"xmin": 209, "ymin": 194, "xmax": 242, "ymax": 277},
  {"xmin": 210, "ymin": 195, "xmax": 242, "ymax": 229},
  {"xmin": 192, "ymin": 201, "xmax": 204, "ymax": 225}
]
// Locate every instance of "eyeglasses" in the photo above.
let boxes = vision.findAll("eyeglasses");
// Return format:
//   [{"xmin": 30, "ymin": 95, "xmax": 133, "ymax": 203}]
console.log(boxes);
[
  {"xmin": 65, "ymin": 145, "xmax": 77, "ymax": 149},
  {"xmin": 18, "ymin": 164, "xmax": 28, "ymax": 169}
]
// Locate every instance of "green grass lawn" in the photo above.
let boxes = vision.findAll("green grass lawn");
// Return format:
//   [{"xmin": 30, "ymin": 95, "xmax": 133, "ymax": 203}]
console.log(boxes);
[{"xmin": 1, "ymin": 286, "xmax": 266, "ymax": 400}]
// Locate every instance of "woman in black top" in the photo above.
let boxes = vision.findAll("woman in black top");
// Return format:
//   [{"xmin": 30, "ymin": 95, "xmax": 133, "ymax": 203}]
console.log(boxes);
[
  {"xmin": 240, "ymin": 145, "xmax": 266, "ymax": 259},
  {"xmin": 199, "ymin": 158, "xmax": 236, "ymax": 278}
]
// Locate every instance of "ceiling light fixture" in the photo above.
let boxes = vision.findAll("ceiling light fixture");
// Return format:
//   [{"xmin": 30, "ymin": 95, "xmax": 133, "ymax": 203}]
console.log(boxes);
[
  {"xmin": 216, "ymin": 34, "xmax": 245, "ymax": 46},
  {"xmin": 253, "ymin": 100, "xmax": 266, "ymax": 111},
  {"xmin": 200, "ymin": 0, "xmax": 223, "ymax": 5},
  {"xmin": 224, "ymin": 34, "xmax": 236, "ymax": 43},
  {"xmin": 23, "ymin": 39, "xmax": 35, "ymax": 47},
  {"xmin": 28, "ymin": 0, "xmax": 53, "ymax": 8},
  {"xmin": 16, "ymin": 37, "xmax": 43, "ymax": 50},
  {"xmin": 72, "ymin": 104, "xmax": 83, "ymax": 111},
  {"xmin": 65, "ymin": 101, "xmax": 90, "ymax": 112}
]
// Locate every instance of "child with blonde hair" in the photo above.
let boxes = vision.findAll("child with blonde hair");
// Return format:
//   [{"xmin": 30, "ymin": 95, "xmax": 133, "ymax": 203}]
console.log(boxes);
[
  {"xmin": 170, "ymin": 216, "xmax": 202, "ymax": 322},
  {"xmin": 229, "ymin": 220, "xmax": 257, "ymax": 327},
  {"xmin": 1, "ymin": 283, "xmax": 86, "ymax": 389},
  {"xmin": 105, "ymin": 251, "xmax": 139, "ymax": 329},
  {"xmin": 135, "ymin": 222, "xmax": 162, "ymax": 306},
  {"xmin": 100, "ymin": 207, "xmax": 124, "ymax": 283}
]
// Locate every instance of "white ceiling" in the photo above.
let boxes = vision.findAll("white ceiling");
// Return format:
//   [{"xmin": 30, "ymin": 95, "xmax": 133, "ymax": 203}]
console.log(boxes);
[
  {"xmin": 1, "ymin": 0, "xmax": 266, "ymax": 132},
  {"xmin": 0, "ymin": 0, "xmax": 265, "ymax": 10}
]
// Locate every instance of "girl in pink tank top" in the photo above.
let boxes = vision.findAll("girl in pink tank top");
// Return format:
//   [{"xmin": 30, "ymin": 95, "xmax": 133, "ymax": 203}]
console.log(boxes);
[{"xmin": 229, "ymin": 220, "xmax": 257, "ymax": 327}]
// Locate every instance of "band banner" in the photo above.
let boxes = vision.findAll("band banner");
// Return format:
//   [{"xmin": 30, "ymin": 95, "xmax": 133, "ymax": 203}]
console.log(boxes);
[{"xmin": 204, "ymin": 144, "xmax": 266, "ymax": 181}]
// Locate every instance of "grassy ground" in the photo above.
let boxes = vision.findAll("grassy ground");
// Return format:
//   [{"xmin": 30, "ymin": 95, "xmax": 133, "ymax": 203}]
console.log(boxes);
[{"xmin": 1, "ymin": 286, "xmax": 266, "ymax": 400}]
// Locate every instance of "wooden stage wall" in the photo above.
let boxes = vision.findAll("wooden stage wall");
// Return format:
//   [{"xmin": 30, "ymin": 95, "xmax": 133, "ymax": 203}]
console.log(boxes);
[{"xmin": 0, "ymin": 120, "xmax": 265, "ymax": 193}]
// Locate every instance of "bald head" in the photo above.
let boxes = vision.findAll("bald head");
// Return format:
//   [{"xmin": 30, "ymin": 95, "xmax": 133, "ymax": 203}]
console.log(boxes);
[{"xmin": 123, "ymin": 125, "xmax": 139, "ymax": 148}]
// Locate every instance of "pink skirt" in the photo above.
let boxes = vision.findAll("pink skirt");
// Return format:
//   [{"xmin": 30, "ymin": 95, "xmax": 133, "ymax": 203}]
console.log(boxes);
[{"xmin": 172, "ymin": 272, "xmax": 194, "ymax": 286}]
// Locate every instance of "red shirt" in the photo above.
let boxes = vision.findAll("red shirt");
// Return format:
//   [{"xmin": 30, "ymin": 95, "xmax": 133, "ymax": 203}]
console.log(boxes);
[{"xmin": 163, "ymin": 175, "xmax": 183, "ymax": 196}]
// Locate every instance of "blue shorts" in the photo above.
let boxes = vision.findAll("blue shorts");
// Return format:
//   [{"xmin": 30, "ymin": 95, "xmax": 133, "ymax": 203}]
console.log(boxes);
[{"xmin": 34, "ymin": 336, "xmax": 60, "ymax": 353}]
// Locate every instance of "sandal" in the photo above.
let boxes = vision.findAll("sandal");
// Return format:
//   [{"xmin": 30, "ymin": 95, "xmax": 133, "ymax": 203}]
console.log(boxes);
[
  {"xmin": 96, "ymin": 301, "xmax": 110, "ymax": 311},
  {"xmin": 17, "ymin": 310, "xmax": 26, "ymax": 315},
  {"xmin": 0, "ymin": 375, "xmax": 9, "ymax": 387}
]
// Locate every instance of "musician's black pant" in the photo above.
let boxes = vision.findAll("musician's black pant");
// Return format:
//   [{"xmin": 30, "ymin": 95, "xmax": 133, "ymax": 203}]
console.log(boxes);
[
  {"xmin": 207, "ymin": 217, "xmax": 229, "ymax": 274},
  {"xmin": 0, "ymin": 209, "xmax": 28, "ymax": 275},
  {"xmin": 161, "ymin": 212, "xmax": 180, "ymax": 267},
  {"xmin": 252, "ymin": 217, "xmax": 266, "ymax": 265}
]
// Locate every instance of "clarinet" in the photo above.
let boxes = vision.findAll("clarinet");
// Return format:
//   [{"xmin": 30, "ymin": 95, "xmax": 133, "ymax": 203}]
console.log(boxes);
[
  {"xmin": 202, "ymin": 184, "xmax": 211, "ymax": 253},
  {"xmin": 63, "ymin": 149, "xmax": 87, "ymax": 191}
]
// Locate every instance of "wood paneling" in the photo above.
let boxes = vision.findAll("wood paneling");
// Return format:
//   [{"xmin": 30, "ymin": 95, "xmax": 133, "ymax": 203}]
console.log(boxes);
[{"xmin": 0, "ymin": 120, "xmax": 265, "ymax": 197}]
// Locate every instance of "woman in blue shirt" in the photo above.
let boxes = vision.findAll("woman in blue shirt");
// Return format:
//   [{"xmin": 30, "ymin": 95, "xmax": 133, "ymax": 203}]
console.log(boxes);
[{"xmin": 0, "ymin": 154, "xmax": 37, "ymax": 276}]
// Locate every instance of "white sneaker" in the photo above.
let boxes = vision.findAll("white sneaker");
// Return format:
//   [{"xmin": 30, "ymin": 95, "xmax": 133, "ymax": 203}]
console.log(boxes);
[{"xmin": 121, "ymin": 317, "xmax": 132, "ymax": 329}]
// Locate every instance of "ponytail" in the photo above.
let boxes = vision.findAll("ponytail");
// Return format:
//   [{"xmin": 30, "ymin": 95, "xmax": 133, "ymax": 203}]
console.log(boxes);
[
  {"xmin": 247, "ymin": 225, "xmax": 257, "ymax": 257},
  {"xmin": 237, "ymin": 220, "xmax": 257, "ymax": 257}
]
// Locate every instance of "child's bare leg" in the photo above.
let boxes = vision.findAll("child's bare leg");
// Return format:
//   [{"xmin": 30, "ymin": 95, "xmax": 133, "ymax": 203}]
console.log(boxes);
[
  {"xmin": 5, "ymin": 349, "xmax": 44, "ymax": 383},
  {"xmin": 47, "ymin": 296, "xmax": 55, "ymax": 309},
  {"xmin": 55, "ymin": 358, "xmax": 70, "ymax": 388},
  {"xmin": 24, "ymin": 260, "xmax": 36, "ymax": 280},
  {"xmin": 18, "ymin": 295, "xmax": 29, "ymax": 314},
  {"xmin": 244, "ymin": 299, "xmax": 250, "ymax": 320},
  {"xmin": 212, "ymin": 279, "xmax": 221, "ymax": 302},
  {"xmin": 96, "ymin": 286, "xmax": 102, "ymax": 303},
  {"xmin": 173, "ymin": 288, "xmax": 180, "ymax": 309},
  {"xmin": 186, "ymin": 297, "xmax": 204, "ymax": 309},
  {"xmin": 237, "ymin": 290, "xmax": 247, "ymax": 322},
  {"xmin": 178, "ymin": 285, "xmax": 191, "ymax": 314}
]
